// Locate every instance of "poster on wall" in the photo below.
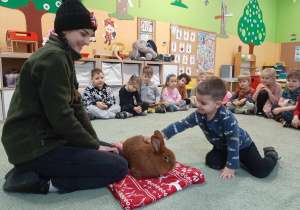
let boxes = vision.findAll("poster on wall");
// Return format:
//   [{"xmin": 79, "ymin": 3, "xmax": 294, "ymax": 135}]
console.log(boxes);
[
  {"xmin": 175, "ymin": 54, "xmax": 181, "ymax": 63},
  {"xmin": 182, "ymin": 55, "xmax": 188, "ymax": 65},
  {"xmin": 171, "ymin": 41, "xmax": 177, "ymax": 52},
  {"xmin": 179, "ymin": 66, "xmax": 185, "ymax": 74},
  {"xmin": 184, "ymin": 30, "xmax": 189, "ymax": 41},
  {"xmin": 138, "ymin": 18, "xmax": 155, "ymax": 42},
  {"xmin": 176, "ymin": 29, "xmax": 182, "ymax": 40},
  {"xmin": 295, "ymin": 46, "xmax": 300, "ymax": 62},
  {"xmin": 190, "ymin": 32, "xmax": 196, "ymax": 42},
  {"xmin": 190, "ymin": 55, "xmax": 195, "ymax": 65},
  {"xmin": 186, "ymin": 66, "xmax": 192, "ymax": 76},
  {"xmin": 179, "ymin": 43, "xmax": 185, "ymax": 53},
  {"xmin": 186, "ymin": 43, "xmax": 192, "ymax": 53},
  {"xmin": 196, "ymin": 32, "xmax": 216, "ymax": 73}
]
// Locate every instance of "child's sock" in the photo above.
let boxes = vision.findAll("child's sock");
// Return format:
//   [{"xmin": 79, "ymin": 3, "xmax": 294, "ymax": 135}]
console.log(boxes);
[
  {"xmin": 126, "ymin": 112, "xmax": 133, "ymax": 118},
  {"xmin": 179, "ymin": 105, "xmax": 190, "ymax": 111},
  {"xmin": 139, "ymin": 110, "xmax": 147, "ymax": 116}
]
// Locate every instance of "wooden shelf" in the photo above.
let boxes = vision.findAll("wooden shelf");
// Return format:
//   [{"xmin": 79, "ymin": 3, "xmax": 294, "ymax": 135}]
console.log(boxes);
[{"xmin": 234, "ymin": 53, "xmax": 256, "ymax": 77}]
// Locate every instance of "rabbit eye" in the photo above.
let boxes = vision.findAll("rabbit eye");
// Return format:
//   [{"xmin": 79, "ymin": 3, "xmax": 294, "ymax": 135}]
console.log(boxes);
[{"xmin": 163, "ymin": 156, "xmax": 168, "ymax": 161}]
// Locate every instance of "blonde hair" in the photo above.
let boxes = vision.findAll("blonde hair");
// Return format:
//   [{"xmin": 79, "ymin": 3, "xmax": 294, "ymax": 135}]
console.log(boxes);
[
  {"xmin": 143, "ymin": 66, "xmax": 153, "ymax": 77},
  {"xmin": 238, "ymin": 74, "xmax": 251, "ymax": 82},
  {"xmin": 262, "ymin": 68, "xmax": 276, "ymax": 79},
  {"xmin": 128, "ymin": 74, "xmax": 141, "ymax": 87},
  {"xmin": 197, "ymin": 73, "xmax": 206, "ymax": 79}
]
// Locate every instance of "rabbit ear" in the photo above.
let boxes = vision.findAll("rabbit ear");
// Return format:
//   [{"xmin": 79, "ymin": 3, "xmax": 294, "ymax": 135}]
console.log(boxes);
[
  {"xmin": 151, "ymin": 136, "xmax": 161, "ymax": 153},
  {"xmin": 154, "ymin": 130, "xmax": 164, "ymax": 144}
]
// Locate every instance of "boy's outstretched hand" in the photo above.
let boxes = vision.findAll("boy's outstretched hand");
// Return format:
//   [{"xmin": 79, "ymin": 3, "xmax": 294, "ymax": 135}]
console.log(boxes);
[
  {"xmin": 143, "ymin": 135, "xmax": 152, "ymax": 143},
  {"xmin": 220, "ymin": 167, "xmax": 236, "ymax": 179}
]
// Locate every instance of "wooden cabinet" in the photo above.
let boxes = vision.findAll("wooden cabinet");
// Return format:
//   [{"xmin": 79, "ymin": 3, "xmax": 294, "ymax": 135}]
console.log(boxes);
[
  {"xmin": 0, "ymin": 54, "xmax": 30, "ymax": 122},
  {"xmin": 0, "ymin": 53, "xmax": 178, "ymax": 122},
  {"xmin": 234, "ymin": 53, "xmax": 256, "ymax": 77}
]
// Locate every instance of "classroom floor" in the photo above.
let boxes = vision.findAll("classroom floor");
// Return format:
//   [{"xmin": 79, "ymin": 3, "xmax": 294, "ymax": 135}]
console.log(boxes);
[{"xmin": 0, "ymin": 108, "xmax": 299, "ymax": 210}]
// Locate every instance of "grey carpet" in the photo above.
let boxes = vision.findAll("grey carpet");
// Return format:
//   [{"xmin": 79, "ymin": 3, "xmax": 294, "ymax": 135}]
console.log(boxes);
[{"xmin": 0, "ymin": 108, "xmax": 299, "ymax": 210}]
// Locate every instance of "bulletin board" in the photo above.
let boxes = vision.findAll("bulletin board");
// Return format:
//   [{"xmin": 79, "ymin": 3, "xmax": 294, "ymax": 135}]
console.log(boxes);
[
  {"xmin": 281, "ymin": 41, "xmax": 300, "ymax": 72},
  {"xmin": 137, "ymin": 17, "xmax": 156, "ymax": 42},
  {"xmin": 170, "ymin": 25, "xmax": 216, "ymax": 77}
]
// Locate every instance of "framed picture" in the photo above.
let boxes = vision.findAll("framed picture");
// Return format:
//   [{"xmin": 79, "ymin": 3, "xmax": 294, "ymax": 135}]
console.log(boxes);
[{"xmin": 138, "ymin": 18, "xmax": 156, "ymax": 42}]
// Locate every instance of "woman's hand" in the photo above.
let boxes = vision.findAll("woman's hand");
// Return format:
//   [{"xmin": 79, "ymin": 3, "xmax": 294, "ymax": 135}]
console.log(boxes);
[
  {"xmin": 220, "ymin": 167, "xmax": 236, "ymax": 180},
  {"xmin": 98, "ymin": 145, "xmax": 119, "ymax": 154}
]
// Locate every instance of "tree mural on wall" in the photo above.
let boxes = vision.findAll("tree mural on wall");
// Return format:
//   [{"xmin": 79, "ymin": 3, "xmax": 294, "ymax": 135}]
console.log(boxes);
[
  {"xmin": 0, "ymin": 0, "xmax": 71, "ymax": 47},
  {"xmin": 109, "ymin": 0, "xmax": 134, "ymax": 20},
  {"xmin": 238, "ymin": 0, "xmax": 266, "ymax": 54}
]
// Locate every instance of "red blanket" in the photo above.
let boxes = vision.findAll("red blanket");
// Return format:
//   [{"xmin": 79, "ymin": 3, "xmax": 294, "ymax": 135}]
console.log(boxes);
[{"xmin": 108, "ymin": 141, "xmax": 205, "ymax": 209}]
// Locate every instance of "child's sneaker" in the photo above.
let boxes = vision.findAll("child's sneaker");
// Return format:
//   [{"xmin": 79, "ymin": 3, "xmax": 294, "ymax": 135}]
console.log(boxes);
[
  {"xmin": 88, "ymin": 113, "xmax": 95, "ymax": 120},
  {"xmin": 139, "ymin": 110, "xmax": 147, "ymax": 116},
  {"xmin": 179, "ymin": 105, "xmax": 190, "ymax": 111},
  {"xmin": 263, "ymin": 147, "xmax": 279, "ymax": 161},
  {"xmin": 167, "ymin": 107, "xmax": 174, "ymax": 112},
  {"xmin": 267, "ymin": 113, "xmax": 274, "ymax": 119},
  {"xmin": 160, "ymin": 108, "xmax": 167, "ymax": 113},
  {"xmin": 244, "ymin": 110, "xmax": 251, "ymax": 115},
  {"xmin": 124, "ymin": 112, "xmax": 133, "ymax": 118},
  {"xmin": 115, "ymin": 112, "xmax": 123, "ymax": 119},
  {"xmin": 256, "ymin": 112, "xmax": 264, "ymax": 117},
  {"xmin": 283, "ymin": 121, "xmax": 291, "ymax": 127}
]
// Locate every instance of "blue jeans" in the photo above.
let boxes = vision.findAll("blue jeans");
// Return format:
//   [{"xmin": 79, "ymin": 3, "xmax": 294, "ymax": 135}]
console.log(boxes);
[
  {"xmin": 167, "ymin": 101, "xmax": 186, "ymax": 111},
  {"xmin": 15, "ymin": 141, "xmax": 128, "ymax": 193}
]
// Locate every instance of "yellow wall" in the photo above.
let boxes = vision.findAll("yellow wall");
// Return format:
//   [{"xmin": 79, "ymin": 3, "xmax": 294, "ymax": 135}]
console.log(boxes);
[{"xmin": 0, "ymin": 6, "xmax": 280, "ymax": 77}]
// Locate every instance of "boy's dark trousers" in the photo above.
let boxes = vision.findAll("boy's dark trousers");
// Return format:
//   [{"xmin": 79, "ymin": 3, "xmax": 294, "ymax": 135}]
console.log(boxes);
[
  {"xmin": 121, "ymin": 102, "xmax": 149, "ymax": 116},
  {"xmin": 271, "ymin": 105, "xmax": 294, "ymax": 122},
  {"xmin": 205, "ymin": 142, "xmax": 277, "ymax": 178}
]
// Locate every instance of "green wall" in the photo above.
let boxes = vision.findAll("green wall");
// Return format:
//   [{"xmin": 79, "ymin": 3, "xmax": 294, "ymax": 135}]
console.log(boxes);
[
  {"xmin": 276, "ymin": 0, "xmax": 300, "ymax": 43},
  {"xmin": 83, "ymin": 0, "xmax": 281, "ymax": 43}
]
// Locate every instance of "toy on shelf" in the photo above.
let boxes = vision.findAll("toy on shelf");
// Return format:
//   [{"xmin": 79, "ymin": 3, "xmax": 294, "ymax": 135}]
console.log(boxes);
[
  {"xmin": 92, "ymin": 42, "xmax": 129, "ymax": 60},
  {"xmin": 128, "ymin": 39, "xmax": 157, "ymax": 60},
  {"xmin": 6, "ymin": 30, "xmax": 38, "ymax": 54}
]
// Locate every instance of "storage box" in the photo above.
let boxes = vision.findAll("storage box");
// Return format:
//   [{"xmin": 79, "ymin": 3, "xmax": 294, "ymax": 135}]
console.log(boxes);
[{"xmin": 250, "ymin": 75, "xmax": 260, "ymax": 90}]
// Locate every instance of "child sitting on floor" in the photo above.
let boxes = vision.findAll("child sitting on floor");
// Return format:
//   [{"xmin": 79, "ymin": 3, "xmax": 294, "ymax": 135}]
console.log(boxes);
[
  {"xmin": 161, "ymin": 74, "xmax": 189, "ymax": 112},
  {"xmin": 190, "ymin": 73, "xmax": 206, "ymax": 107},
  {"xmin": 291, "ymin": 94, "xmax": 300, "ymax": 129},
  {"xmin": 176, "ymin": 73, "xmax": 192, "ymax": 106},
  {"xmin": 145, "ymin": 77, "xmax": 279, "ymax": 179},
  {"xmin": 140, "ymin": 66, "xmax": 169, "ymax": 113},
  {"xmin": 226, "ymin": 74, "xmax": 255, "ymax": 114},
  {"xmin": 252, "ymin": 68, "xmax": 282, "ymax": 117},
  {"xmin": 270, "ymin": 69, "xmax": 300, "ymax": 125},
  {"xmin": 222, "ymin": 81, "xmax": 233, "ymax": 105},
  {"xmin": 119, "ymin": 74, "xmax": 149, "ymax": 117},
  {"xmin": 82, "ymin": 68, "xmax": 124, "ymax": 119}
]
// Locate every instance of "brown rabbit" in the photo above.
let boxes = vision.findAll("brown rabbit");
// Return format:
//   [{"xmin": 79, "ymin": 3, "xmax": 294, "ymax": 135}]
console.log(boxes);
[{"xmin": 123, "ymin": 130, "xmax": 176, "ymax": 180}]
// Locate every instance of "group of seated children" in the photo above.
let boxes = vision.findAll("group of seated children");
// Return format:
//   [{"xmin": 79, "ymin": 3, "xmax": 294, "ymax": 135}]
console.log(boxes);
[
  {"xmin": 82, "ymin": 66, "xmax": 300, "ymax": 129},
  {"xmin": 225, "ymin": 68, "xmax": 300, "ymax": 129},
  {"xmin": 82, "ymin": 66, "xmax": 192, "ymax": 120}
]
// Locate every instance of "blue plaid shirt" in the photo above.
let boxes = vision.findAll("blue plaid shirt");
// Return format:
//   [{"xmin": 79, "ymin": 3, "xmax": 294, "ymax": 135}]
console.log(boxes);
[{"xmin": 282, "ymin": 86, "xmax": 300, "ymax": 102}]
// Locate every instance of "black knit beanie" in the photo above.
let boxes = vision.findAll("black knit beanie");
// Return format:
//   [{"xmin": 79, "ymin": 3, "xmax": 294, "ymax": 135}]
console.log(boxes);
[{"xmin": 54, "ymin": 0, "xmax": 97, "ymax": 33}]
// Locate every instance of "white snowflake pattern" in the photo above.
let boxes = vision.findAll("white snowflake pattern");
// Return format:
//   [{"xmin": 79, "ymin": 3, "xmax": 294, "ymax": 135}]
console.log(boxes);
[{"xmin": 43, "ymin": 3, "xmax": 50, "ymax": 10}]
